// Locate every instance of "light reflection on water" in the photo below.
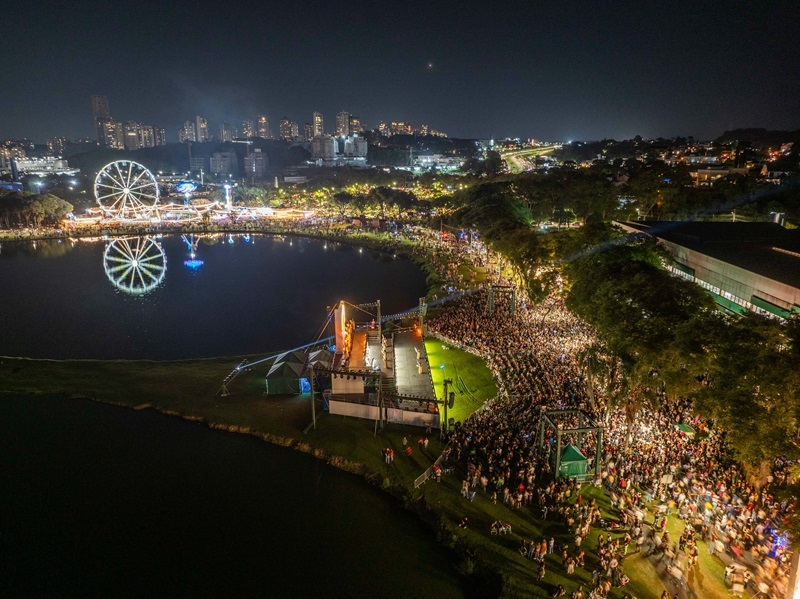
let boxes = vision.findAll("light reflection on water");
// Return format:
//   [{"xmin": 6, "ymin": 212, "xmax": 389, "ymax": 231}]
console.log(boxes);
[{"xmin": 0, "ymin": 234, "xmax": 427, "ymax": 359}]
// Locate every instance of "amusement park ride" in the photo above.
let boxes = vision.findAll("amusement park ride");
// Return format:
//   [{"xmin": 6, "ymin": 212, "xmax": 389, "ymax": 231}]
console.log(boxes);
[
  {"xmin": 70, "ymin": 159, "xmax": 274, "ymax": 295},
  {"xmin": 74, "ymin": 159, "xmax": 276, "ymax": 225}
]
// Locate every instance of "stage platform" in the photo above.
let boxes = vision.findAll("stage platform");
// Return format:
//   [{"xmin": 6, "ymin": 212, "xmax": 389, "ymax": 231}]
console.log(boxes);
[{"xmin": 393, "ymin": 331, "xmax": 436, "ymax": 399}]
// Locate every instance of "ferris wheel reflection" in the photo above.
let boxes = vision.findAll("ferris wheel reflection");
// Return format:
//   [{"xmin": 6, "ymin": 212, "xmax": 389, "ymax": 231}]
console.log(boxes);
[{"xmin": 103, "ymin": 236, "xmax": 166, "ymax": 295}]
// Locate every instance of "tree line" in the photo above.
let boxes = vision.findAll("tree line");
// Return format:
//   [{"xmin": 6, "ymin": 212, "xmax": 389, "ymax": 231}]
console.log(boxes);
[
  {"xmin": 439, "ymin": 179, "xmax": 800, "ymax": 537},
  {"xmin": 0, "ymin": 190, "xmax": 74, "ymax": 229}
]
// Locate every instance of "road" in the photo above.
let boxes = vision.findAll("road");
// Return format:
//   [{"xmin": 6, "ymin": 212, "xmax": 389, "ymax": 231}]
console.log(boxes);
[{"xmin": 500, "ymin": 145, "xmax": 557, "ymax": 173}]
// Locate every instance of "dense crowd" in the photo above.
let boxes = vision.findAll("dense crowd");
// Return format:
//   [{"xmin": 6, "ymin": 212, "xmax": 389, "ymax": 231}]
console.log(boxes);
[{"xmin": 428, "ymin": 283, "xmax": 796, "ymax": 598}]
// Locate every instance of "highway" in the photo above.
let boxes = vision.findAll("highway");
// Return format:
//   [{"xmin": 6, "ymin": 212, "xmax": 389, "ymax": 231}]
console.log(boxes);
[{"xmin": 500, "ymin": 145, "xmax": 557, "ymax": 173}]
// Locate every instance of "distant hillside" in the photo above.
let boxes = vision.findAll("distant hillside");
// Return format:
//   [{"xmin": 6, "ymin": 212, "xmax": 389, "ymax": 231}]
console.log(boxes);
[{"xmin": 716, "ymin": 128, "xmax": 800, "ymax": 145}]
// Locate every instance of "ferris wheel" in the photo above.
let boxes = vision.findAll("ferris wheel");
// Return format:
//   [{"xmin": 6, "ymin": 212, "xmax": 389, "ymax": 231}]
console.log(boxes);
[
  {"xmin": 94, "ymin": 160, "xmax": 159, "ymax": 221},
  {"xmin": 103, "ymin": 237, "xmax": 166, "ymax": 295}
]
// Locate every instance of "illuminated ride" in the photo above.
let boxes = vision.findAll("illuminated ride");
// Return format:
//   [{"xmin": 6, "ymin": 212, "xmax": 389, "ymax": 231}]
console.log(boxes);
[
  {"xmin": 160, "ymin": 198, "xmax": 219, "ymax": 222},
  {"xmin": 103, "ymin": 237, "xmax": 166, "ymax": 294},
  {"xmin": 94, "ymin": 161, "xmax": 160, "ymax": 221},
  {"xmin": 181, "ymin": 233, "xmax": 204, "ymax": 268}
]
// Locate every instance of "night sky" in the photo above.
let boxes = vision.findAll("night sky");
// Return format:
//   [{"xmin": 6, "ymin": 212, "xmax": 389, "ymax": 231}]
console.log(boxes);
[{"xmin": 3, "ymin": 0, "xmax": 799, "ymax": 143}]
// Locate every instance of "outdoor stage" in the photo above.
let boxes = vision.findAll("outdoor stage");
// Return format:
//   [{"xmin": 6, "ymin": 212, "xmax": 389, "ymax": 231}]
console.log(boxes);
[{"xmin": 393, "ymin": 331, "xmax": 436, "ymax": 400}]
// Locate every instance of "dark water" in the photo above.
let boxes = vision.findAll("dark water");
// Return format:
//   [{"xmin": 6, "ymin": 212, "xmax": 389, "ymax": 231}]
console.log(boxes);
[
  {"xmin": 0, "ymin": 395, "xmax": 464, "ymax": 598},
  {"xmin": 0, "ymin": 234, "xmax": 427, "ymax": 359}
]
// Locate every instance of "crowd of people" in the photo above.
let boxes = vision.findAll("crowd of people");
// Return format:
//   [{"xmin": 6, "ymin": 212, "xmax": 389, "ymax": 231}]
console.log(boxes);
[{"xmin": 427, "ymin": 276, "xmax": 796, "ymax": 598}]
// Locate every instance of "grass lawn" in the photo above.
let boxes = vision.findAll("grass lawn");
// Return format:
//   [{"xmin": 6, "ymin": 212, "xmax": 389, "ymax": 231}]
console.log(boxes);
[
  {"xmin": 0, "ymin": 353, "xmax": 730, "ymax": 598},
  {"xmin": 424, "ymin": 338, "xmax": 497, "ymax": 422}
]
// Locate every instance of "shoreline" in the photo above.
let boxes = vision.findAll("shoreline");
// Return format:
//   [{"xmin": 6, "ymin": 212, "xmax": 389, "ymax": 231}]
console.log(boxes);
[
  {"xmin": 2, "ymin": 386, "xmax": 500, "ymax": 596},
  {"xmin": 0, "ymin": 227, "xmax": 504, "ymax": 594}
]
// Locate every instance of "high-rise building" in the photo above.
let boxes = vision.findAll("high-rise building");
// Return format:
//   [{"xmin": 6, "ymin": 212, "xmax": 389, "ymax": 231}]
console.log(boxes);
[
  {"xmin": 99, "ymin": 118, "xmax": 124, "ymax": 149},
  {"xmin": 46, "ymin": 137, "xmax": 68, "ymax": 156},
  {"xmin": 91, "ymin": 95, "xmax": 109, "ymax": 120},
  {"xmin": 244, "ymin": 148, "xmax": 268, "ymax": 179},
  {"xmin": 336, "ymin": 111, "xmax": 350, "ymax": 136},
  {"xmin": 154, "ymin": 127, "xmax": 167, "ymax": 146},
  {"xmin": 210, "ymin": 151, "xmax": 238, "ymax": 175},
  {"xmin": 391, "ymin": 122, "xmax": 412, "ymax": 135},
  {"xmin": 257, "ymin": 115, "xmax": 270, "ymax": 139},
  {"xmin": 91, "ymin": 95, "xmax": 110, "ymax": 144},
  {"xmin": 242, "ymin": 120, "xmax": 254, "ymax": 138},
  {"xmin": 304, "ymin": 122, "xmax": 314, "ymax": 141},
  {"xmin": 179, "ymin": 121, "xmax": 196, "ymax": 143},
  {"xmin": 313, "ymin": 112, "xmax": 324, "ymax": 137},
  {"xmin": 195, "ymin": 116, "xmax": 209, "ymax": 142},
  {"xmin": 219, "ymin": 122, "xmax": 235, "ymax": 143},
  {"xmin": 279, "ymin": 117, "xmax": 298, "ymax": 141},
  {"xmin": 349, "ymin": 116, "xmax": 363, "ymax": 134},
  {"xmin": 378, "ymin": 122, "xmax": 389, "ymax": 135},
  {"xmin": 140, "ymin": 125, "xmax": 156, "ymax": 148},
  {"xmin": 311, "ymin": 135, "xmax": 337, "ymax": 161},
  {"xmin": 124, "ymin": 122, "xmax": 142, "ymax": 150}
]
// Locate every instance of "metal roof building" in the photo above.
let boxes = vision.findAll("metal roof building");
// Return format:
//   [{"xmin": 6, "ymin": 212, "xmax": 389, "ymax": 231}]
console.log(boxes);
[{"xmin": 616, "ymin": 221, "xmax": 800, "ymax": 319}]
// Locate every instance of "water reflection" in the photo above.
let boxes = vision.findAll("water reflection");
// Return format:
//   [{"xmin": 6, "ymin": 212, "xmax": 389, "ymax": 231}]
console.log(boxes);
[{"xmin": 103, "ymin": 237, "xmax": 166, "ymax": 295}]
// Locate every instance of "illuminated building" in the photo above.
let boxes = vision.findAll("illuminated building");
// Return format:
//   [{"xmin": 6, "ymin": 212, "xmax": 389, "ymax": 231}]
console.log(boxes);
[
  {"xmin": 313, "ymin": 112, "xmax": 323, "ymax": 137},
  {"xmin": 11, "ymin": 156, "xmax": 79, "ymax": 176},
  {"xmin": 154, "ymin": 127, "xmax": 167, "ymax": 146},
  {"xmin": 391, "ymin": 121, "xmax": 412, "ymax": 135},
  {"xmin": 219, "ymin": 122, "xmax": 235, "ymax": 143},
  {"xmin": 619, "ymin": 221, "xmax": 800, "ymax": 319},
  {"xmin": 179, "ymin": 121, "xmax": 196, "ymax": 143},
  {"xmin": 279, "ymin": 117, "xmax": 298, "ymax": 140},
  {"xmin": 349, "ymin": 115, "xmax": 363, "ymax": 134},
  {"xmin": 124, "ymin": 122, "xmax": 142, "ymax": 150},
  {"xmin": 47, "ymin": 137, "xmax": 68, "ymax": 156},
  {"xmin": 311, "ymin": 134, "xmax": 367, "ymax": 165},
  {"xmin": 336, "ymin": 111, "xmax": 350, "ymax": 136},
  {"xmin": 257, "ymin": 115, "xmax": 270, "ymax": 139},
  {"xmin": 195, "ymin": 116, "xmax": 210, "ymax": 142},
  {"xmin": 140, "ymin": 125, "xmax": 156, "ymax": 148},
  {"xmin": 100, "ymin": 118, "xmax": 124, "ymax": 149},
  {"xmin": 242, "ymin": 120, "xmax": 254, "ymax": 138},
  {"xmin": 311, "ymin": 135, "xmax": 337, "ymax": 161},
  {"xmin": 304, "ymin": 122, "xmax": 314, "ymax": 141}
]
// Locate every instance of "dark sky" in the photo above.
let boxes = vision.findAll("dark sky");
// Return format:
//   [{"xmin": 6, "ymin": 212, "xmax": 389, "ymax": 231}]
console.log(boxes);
[{"xmin": 2, "ymin": 0, "xmax": 799, "ymax": 143}]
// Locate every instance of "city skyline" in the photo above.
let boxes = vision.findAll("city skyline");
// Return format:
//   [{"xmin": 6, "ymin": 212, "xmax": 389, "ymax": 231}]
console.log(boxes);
[{"xmin": 1, "ymin": 1, "xmax": 798, "ymax": 144}]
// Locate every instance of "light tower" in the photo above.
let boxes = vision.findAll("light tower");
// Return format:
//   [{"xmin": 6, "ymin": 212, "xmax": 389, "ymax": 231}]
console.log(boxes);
[{"xmin": 224, "ymin": 184, "xmax": 232, "ymax": 212}]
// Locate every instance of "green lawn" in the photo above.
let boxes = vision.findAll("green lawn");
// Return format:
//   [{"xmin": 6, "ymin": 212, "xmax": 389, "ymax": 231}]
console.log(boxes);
[
  {"xmin": 0, "ymin": 352, "xmax": 731, "ymax": 598},
  {"xmin": 424, "ymin": 338, "xmax": 497, "ymax": 422}
]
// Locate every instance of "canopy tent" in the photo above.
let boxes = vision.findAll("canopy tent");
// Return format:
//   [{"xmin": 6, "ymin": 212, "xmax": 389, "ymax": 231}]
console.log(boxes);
[
  {"xmin": 307, "ymin": 349, "xmax": 334, "ymax": 370},
  {"xmin": 273, "ymin": 350, "xmax": 306, "ymax": 366},
  {"xmin": 559, "ymin": 444, "xmax": 588, "ymax": 478},
  {"xmin": 265, "ymin": 360, "xmax": 305, "ymax": 395},
  {"xmin": 265, "ymin": 348, "xmax": 335, "ymax": 395}
]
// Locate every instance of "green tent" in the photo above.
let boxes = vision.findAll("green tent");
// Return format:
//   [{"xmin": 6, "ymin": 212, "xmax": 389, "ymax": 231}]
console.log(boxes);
[
  {"xmin": 559, "ymin": 444, "xmax": 588, "ymax": 479},
  {"xmin": 676, "ymin": 423, "xmax": 696, "ymax": 439}
]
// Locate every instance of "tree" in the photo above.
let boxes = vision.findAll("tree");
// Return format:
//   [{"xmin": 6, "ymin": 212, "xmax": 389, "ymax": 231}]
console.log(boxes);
[{"xmin": 694, "ymin": 314, "xmax": 800, "ymax": 488}]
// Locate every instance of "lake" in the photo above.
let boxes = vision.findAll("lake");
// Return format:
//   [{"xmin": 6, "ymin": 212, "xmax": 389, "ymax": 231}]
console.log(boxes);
[
  {"xmin": 0, "ymin": 234, "xmax": 428, "ymax": 359},
  {"xmin": 0, "ymin": 233, "xmax": 466, "ymax": 597},
  {"xmin": 0, "ymin": 394, "xmax": 465, "ymax": 597}
]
